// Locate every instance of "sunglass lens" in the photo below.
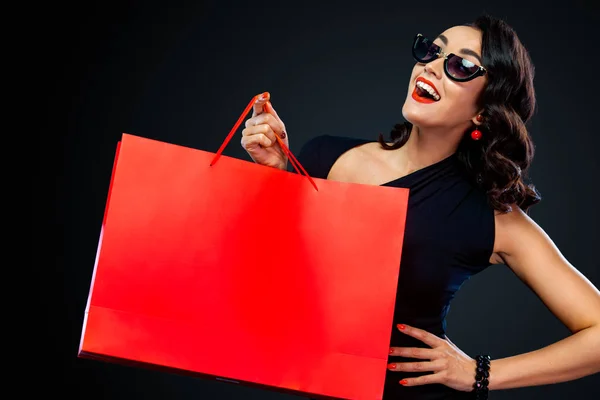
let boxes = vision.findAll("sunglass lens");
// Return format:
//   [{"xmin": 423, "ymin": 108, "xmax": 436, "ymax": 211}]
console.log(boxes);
[
  {"xmin": 413, "ymin": 36, "xmax": 439, "ymax": 62},
  {"xmin": 446, "ymin": 54, "xmax": 479, "ymax": 80}
]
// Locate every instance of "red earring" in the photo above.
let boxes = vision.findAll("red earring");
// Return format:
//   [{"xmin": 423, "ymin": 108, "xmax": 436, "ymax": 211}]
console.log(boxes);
[{"xmin": 471, "ymin": 115, "xmax": 483, "ymax": 140}]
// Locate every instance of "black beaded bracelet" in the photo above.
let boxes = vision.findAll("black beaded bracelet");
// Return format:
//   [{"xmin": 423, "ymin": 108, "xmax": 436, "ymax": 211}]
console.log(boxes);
[{"xmin": 473, "ymin": 354, "xmax": 491, "ymax": 399}]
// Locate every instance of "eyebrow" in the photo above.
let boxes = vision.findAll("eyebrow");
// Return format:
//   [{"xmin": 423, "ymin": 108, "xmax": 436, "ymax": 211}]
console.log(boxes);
[{"xmin": 436, "ymin": 34, "xmax": 483, "ymax": 64}]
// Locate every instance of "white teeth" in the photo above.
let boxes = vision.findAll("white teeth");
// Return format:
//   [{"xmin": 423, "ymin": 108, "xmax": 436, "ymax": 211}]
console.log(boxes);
[{"xmin": 416, "ymin": 81, "xmax": 440, "ymax": 100}]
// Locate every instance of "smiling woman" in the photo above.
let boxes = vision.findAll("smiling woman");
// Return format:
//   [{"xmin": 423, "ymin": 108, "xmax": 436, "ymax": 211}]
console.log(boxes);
[
  {"xmin": 384, "ymin": 16, "xmax": 540, "ymax": 214},
  {"xmin": 241, "ymin": 13, "xmax": 600, "ymax": 400}
]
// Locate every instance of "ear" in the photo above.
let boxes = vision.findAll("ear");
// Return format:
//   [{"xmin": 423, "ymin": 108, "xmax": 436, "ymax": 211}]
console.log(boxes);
[{"xmin": 471, "ymin": 109, "xmax": 485, "ymax": 126}]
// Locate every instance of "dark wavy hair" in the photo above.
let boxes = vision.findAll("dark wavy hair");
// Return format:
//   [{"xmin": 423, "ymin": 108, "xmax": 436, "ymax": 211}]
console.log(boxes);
[{"xmin": 378, "ymin": 14, "xmax": 541, "ymax": 213}]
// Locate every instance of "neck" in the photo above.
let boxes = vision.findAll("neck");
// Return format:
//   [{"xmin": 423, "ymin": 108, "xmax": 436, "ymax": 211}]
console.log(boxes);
[{"xmin": 392, "ymin": 124, "xmax": 461, "ymax": 173}]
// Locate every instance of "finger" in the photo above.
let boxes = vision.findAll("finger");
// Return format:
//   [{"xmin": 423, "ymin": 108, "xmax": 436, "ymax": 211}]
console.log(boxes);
[
  {"xmin": 245, "ymin": 113, "xmax": 284, "ymax": 135},
  {"xmin": 241, "ymin": 125, "xmax": 278, "ymax": 143},
  {"xmin": 252, "ymin": 92, "xmax": 270, "ymax": 117},
  {"xmin": 397, "ymin": 324, "xmax": 444, "ymax": 348},
  {"xmin": 389, "ymin": 347, "xmax": 441, "ymax": 360},
  {"xmin": 399, "ymin": 373, "xmax": 443, "ymax": 387},
  {"xmin": 387, "ymin": 359, "xmax": 447, "ymax": 373},
  {"xmin": 241, "ymin": 133, "xmax": 273, "ymax": 150}
]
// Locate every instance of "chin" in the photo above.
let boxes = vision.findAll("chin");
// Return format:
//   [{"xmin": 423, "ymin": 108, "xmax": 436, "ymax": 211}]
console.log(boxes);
[{"xmin": 402, "ymin": 102, "xmax": 434, "ymax": 128}]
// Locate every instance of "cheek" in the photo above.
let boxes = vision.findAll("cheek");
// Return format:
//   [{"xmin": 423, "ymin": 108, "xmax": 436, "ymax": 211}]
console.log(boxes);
[{"xmin": 443, "ymin": 81, "xmax": 482, "ymax": 115}]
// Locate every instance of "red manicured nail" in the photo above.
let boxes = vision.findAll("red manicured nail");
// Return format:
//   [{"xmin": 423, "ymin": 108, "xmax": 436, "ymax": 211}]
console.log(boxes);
[
  {"xmin": 397, "ymin": 324, "xmax": 406, "ymax": 330},
  {"xmin": 389, "ymin": 347, "xmax": 394, "ymax": 354},
  {"xmin": 259, "ymin": 92, "xmax": 269, "ymax": 100},
  {"xmin": 400, "ymin": 379, "xmax": 408, "ymax": 385},
  {"xmin": 387, "ymin": 363, "xmax": 396, "ymax": 369}
]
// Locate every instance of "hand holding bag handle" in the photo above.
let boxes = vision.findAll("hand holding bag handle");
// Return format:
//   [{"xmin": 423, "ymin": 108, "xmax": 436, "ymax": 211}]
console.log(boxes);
[{"xmin": 209, "ymin": 94, "xmax": 319, "ymax": 192}]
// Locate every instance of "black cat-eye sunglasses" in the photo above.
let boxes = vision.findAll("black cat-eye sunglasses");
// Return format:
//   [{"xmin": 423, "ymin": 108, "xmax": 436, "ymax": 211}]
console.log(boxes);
[{"xmin": 412, "ymin": 33, "xmax": 487, "ymax": 82}]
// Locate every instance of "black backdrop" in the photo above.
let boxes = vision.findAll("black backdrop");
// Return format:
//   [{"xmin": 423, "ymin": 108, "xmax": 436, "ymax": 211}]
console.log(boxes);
[{"xmin": 46, "ymin": 1, "xmax": 600, "ymax": 399}]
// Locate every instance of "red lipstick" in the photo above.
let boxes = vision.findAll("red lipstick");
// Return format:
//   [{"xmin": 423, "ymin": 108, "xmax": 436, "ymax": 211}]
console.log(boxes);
[{"xmin": 412, "ymin": 77, "xmax": 440, "ymax": 104}]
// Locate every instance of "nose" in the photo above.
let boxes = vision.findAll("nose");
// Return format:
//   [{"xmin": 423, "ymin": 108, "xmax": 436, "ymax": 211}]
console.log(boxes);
[{"xmin": 424, "ymin": 55, "xmax": 444, "ymax": 80}]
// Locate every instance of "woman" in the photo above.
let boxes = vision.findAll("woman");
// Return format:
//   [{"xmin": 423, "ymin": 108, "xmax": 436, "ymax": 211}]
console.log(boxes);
[{"xmin": 240, "ymin": 14, "xmax": 600, "ymax": 399}]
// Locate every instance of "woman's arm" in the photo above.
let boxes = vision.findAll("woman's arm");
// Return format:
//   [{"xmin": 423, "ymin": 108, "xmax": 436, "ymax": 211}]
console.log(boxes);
[{"xmin": 488, "ymin": 206, "xmax": 600, "ymax": 390}]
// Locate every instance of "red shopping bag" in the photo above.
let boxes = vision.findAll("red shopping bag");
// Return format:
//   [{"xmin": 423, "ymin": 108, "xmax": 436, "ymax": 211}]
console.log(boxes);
[{"xmin": 79, "ymin": 95, "xmax": 410, "ymax": 399}]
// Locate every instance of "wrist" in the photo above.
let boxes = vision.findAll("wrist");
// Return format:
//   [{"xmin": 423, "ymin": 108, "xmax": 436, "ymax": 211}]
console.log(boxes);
[{"xmin": 472, "ymin": 354, "xmax": 491, "ymax": 399}]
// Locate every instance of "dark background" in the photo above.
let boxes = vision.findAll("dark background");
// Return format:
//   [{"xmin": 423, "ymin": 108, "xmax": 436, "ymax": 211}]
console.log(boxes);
[{"xmin": 46, "ymin": 0, "xmax": 599, "ymax": 398}]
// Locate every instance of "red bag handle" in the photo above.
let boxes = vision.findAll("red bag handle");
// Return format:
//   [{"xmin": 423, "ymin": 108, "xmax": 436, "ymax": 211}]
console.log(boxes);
[{"xmin": 209, "ymin": 95, "xmax": 319, "ymax": 192}]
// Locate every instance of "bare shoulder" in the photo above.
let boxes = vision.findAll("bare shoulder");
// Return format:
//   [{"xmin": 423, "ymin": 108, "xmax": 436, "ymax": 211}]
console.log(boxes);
[{"xmin": 326, "ymin": 141, "xmax": 390, "ymax": 184}]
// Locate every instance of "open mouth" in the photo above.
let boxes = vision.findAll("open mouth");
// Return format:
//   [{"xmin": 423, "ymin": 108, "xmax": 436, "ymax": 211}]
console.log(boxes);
[{"xmin": 413, "ymin": 77, "xmax": 441, "ymax": 103}]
